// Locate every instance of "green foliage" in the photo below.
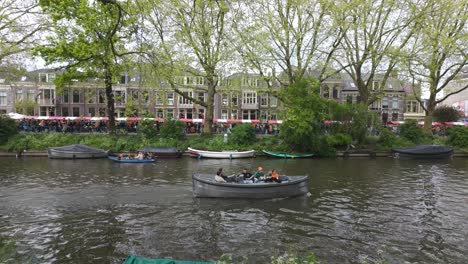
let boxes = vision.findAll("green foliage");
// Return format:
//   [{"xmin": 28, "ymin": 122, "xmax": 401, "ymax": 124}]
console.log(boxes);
[
  {"xmin": 0, "ymin": 117, "xmax": 18, "ymax": 145},
  {"xmin": 330, "ymin": 103, "xmax": 380, "ymax": 144},
  {"xmin": 377, "ymin": 128, "xmax": 397, "ymax": 148},
  {"xmin": 446, "ymin": 126, "xmax": 468, "ymax": 150},
  {"xmin": 138, "ymin": 119, "xmax": 157, "ymax": 139},
  {"xmin": 399, "ymin": 119, "xmax": 427, "ymax": 144},
  {"xmin": 159, "ymin": 119, "xmax": 185, "ymax": 139},
  {"xmin": 279, "ymin": 78, "xmax": 330, "ymax": 154},
  {"xmin": 14, "ymin": 99, "xmax": 37, "ymax": 115},
  {"xmin": 228, "ymin": 124, "xmax": 256, "ymax": 145},
  {"xmin": 432, "ymin": 106, "xmax": 461, "ymax": 122},
  {"xmin": 326, "ymin": 133, "xmax": 352, "ymax": 148}
]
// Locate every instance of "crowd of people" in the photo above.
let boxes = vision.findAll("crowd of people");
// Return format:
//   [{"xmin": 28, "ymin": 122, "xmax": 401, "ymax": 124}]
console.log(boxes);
[
  {"xmin": 117, "ymin": 152, "xmax": 156, "ymax": 160},
  {"xmin": 215, "ymin": 166, "xmax": 285, "ymax": 184},
  {"xmin": 15, "ymin": 118, "xmax": 280, "ymax": 135}
]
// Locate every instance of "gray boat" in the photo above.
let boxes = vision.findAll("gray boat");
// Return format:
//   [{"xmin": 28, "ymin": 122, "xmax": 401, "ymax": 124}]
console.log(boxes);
[
  {"xmin": 192, "ymin": 174, "xmax": 309, "ymax": 198},
  {"xmin": 47, "ymin": 144, "xmax": 108, "ymax": 159},
  {"xmin": 392, "ymin": 145, "xmax": 454, "ymax": 159}
]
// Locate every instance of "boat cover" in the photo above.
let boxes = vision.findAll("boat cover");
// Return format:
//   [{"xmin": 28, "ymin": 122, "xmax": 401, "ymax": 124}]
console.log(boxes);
[
  {"xmin": 392, "ymin": 145, "xmax": 453, "ymax": 154},
  {"xmin": 138, "ymin": 146, "xmax": 178, "ymax": 153},
  {"xmin": 49, "ymin": 144, "xmax": 106, "ymax": 153},
  {"xmin": 123, "ymin": 256, "xmax": 214, "ymax": 264}
]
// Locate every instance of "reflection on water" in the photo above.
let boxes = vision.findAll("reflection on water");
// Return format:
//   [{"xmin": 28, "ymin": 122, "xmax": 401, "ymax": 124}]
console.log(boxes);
[{"xmin": 0, "ymin": 157, "xmax": 467, "ymax": 263}]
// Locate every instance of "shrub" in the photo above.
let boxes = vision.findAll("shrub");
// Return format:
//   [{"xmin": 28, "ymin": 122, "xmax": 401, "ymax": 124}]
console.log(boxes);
[
  {"xmin": 377, "ymin": 128, "xmax": 397, "ymax": 148},
  {"xmin": 0, "ymin": 117, "xmax": 18, "ymax": 145},
  {"xmin": 138, "ymin": 119, "xmax": 157, "ymax": 139},
  {"xmin": 446, "ymin": 126, "xmax": 468, "ymax": 150},
  {"xmin": 228, "ymin": 124, "xmax": 256, "ymax": 145},
  {"xmin": 399, "ymin": 119, "xmax": 426, "ymax": 144},
  {"xmin": 326, "ymin": 133, "xmax": 352, "ymax": 148},
  {"xmin": 159, "ymin": 119, "xmax": 185, "ymax": 139}
]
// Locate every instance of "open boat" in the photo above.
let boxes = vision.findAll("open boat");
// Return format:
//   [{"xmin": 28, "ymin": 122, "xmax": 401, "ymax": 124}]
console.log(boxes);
[
  {"xmin": 192, "ymin": 174, "xmax": 309, "ymax": 198},
  {"xmin": 108, "ymin": 156, "xmax": 155, "ymax": 163},
  {"xmin": 137, "ymin": 146, "xmax": 182, "ymax": 159},
  {"xmin": 47, "ymin": 144, "xmax": 108, "ymax": 159},
  {"xmin": 262, "ymin": 150, "xmax": 314, "ymax": 158},
  {"xmin": 187, "ymin": 147, "xmax": 255, "ymax": 159},
  {"xmin": 392, "ymin": 145, "xmax": 454, "ymax": 159}
]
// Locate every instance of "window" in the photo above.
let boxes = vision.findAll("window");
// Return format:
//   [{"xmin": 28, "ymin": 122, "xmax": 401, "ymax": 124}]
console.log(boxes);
[
  {"xmin": 40, "ymin": 107, "xmax": 48, "ymax": 116},
  {"xmin": 242, "ymin": 110, "xmax": 256, "ymax": 120},
  {"xmin": 392, "ymin": 97, "xmax": 399, "ymax": 109},
  {"xmin": 372, "ymin": 81, "xmax": 380, "ymax": 91},
  {"xmin": 231, "ymin": 109, "xmax": 238, "ymax": 119},
  {"xmin": 73, "ymin": 107, "xmax": 80, "ymax": 116},
  {"xmin": 39, "ymin": 73, "xmax": 47, "ymax": 83},
  {"xmin": 179, "ymin": 92, "xmax": 192, "ymax": 104},
  {"xmin": 222, "ymin": 94, "xmax": 228, "ymax": 106},
  {"xmin": 27, "ymin": 90, "xmax": 34, "ymax": 100},
  {"xmin": 346, "ymin": 95, "xmax": 353, "ymax": 104},
  {"xmin": 16, "ymin": 90, "xmax": 23, "ymax": 101},
  {"xmin": 270, "ymin": 96, "xmax": 277, "ymax": 107},
  {"xmin": 185, "ymin": 76, "xmax": 193, "ymax": 85},
  {"xmin": 73, "ymin": 90, "xmax": 80, "ymax": 103},
  {"xmin": 198, "ymin": 92, "xmax": 205, "ymax": 102},
  {"xmin": 99, "ymin": 108, "xmax": 106, "ymax": 117},
  {"xmin": 221, "ymin": 109, "xmax": 228, "ymax": 119},
  {"xmin": 89, "ymin": 107, "xmax": 95, "ymax": 116},
  {"xmin": 270, "ymin": 111, "xmax": 277, "ymax": 120},
  {"xmin": 406, "ymin": 101, "xmax": 419, "ymax": 113},
  {"xmin": 333, "ymin": 87, "xmax": 338, "ymax": 99},
  {"xmin": 63, "ymin": 90, "xmax": 69, "ymax": 103},
  {"xmin": 179, "ymin": 109, "xmax": 185, "ymax": 119},
  {"xmin": 197, "ymin": 77, "xmax": 204, "ymax": 85},
  {"xmin": 187, "ymin": 109, "xmax": 193, "ymax": 119},
  {"xmin": 142, "ymin": 91, "xmax": 150, "ymax": 104},
  {"xmin": 62, "ymin": 107, "xmax": 69, "ymax": 116},
  {"xmin": 260, "ymin": 95, "xmax": 268, "ymax": 106},
  {"xmin": 197, "ymin": 109, "xmax": 205, "ymax": 119},
  {"xmin": 392, "ymin": 113, "xmax": 398, "ymax": 121},
  {"xmin": 98, "ymin": 90, "xmax": 105, "ymax": 104},
  {"xmin": 0, "ymin": 91, "xmax": 6, "ymax": 105},
  {"xmin": 382, "ymin": 97, "xmax": 388, "ymax": 109},
  {"xmin": 322, "ymin": 86, "xmax": 330, "ymax": 98},
  {"xmin": 132, "ymin": 90, "xmax": 139, "ymax": 100},
  {"xmin": 242, "ymin": 92, "xmax": 257, "ymax": 104},
  {"xmin": 115, "ymin": 91, "xmax": 125, "ymax": 105},
  {"xmin": 260, "ymin": 110, "xmax": 268, "ymax": 120},
  {"xmin": 166, "ymin": 109, "xmax": 174, "ymax": 119},
  {"xmin": 231, "ymin": 95, "xmax": 238, "ymax": 106},
  {"xmin": 156, "ymin": 92, "xmax": 163, "ymax": 105},
  {"xmin": 156, "ymin": 109, "xmax": 163, "ymax": 118},
  {"xmin": 167, "ymin": 93, "xmax": 174, "ymax": 105}
]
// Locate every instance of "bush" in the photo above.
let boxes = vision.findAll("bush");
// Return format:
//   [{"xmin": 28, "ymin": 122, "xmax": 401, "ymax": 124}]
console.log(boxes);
[
  {"xmin": 399, "ymin": 119, "xmax": 427, "ymax": 144},
  {"xmin": 138, "ymin": 119, "xmax": 157, "ymax": 139},
  {"xmin": 446, "ymin": 126, "xmax": 468, "ymax": 150},
  {"xmin": 377, "ymin": 128, "xmax": 397, "ymax": 148},
  {"xmin": 229, "ymin": 124, "xmax": 256, "ymax": 145},
  {"xmin": 159, "ymin": 119, "xmax": 185, "ymax": 139},
  {"xmin": 0, "ymin": 117, "xmax": 18, "ymax": 144},
  {"xmin": 326, "ymin": 133, "xmax": 352, "ymax": 148}
]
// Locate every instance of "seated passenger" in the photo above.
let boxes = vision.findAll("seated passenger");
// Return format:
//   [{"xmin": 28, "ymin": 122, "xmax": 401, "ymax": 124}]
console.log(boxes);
[
  {"xmin": 215, "ymin": 168, "xmax": 227, "ymax": 182},
  {"xmin": 265, "ymin": 168, "xmax": 281, "ymax": 183},
  {"xmin": 249, "ymin": 167, "xmax": 265, "ymax": 182},
  {"xmin": 239, "ymin": 168, "xmax": 252, "ymax": 180}
]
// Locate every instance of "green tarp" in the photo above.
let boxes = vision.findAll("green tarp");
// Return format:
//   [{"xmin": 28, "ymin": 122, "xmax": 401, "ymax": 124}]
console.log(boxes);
[{"xmin": 123, "ymin": 255, "xmax": 214, "ymax": 264}]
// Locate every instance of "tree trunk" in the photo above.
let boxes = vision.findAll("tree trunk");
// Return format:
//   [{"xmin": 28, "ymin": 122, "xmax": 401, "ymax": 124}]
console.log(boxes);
[
  {"xmin": 204, "ymin": 79, "xmax": 215, "ymax": 134},
  {"xmin": 104, "ymin": 67, "xmax": 116, "ymax": 134},
  {"xmin": 424, "ymin": 92, "xmax": 437, "ymax": 133}
]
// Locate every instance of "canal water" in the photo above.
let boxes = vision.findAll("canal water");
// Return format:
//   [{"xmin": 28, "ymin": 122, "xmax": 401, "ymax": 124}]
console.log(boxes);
[{"xmin": 0, "ymin": 157, "xmax": 467, "ymax": 263}]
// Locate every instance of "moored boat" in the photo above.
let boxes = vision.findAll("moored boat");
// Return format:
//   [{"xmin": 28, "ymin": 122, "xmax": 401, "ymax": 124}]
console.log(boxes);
[
  {"xmin": 262, "ymin": 149, "xmax": 314, "ymax": 158},
  {"xmin": 108, "ymin": 156, "xmax": 155, "ymax": 163},
  {"xmin": 392, "ymin": 145, "xmax": 454, "ymax": 159},
  {"xmin": 137, "ymin": 146, "xmax": 182, "ymax": 159},
  {"xmin": 192, "ymin": 173, "xmax": 309, "ymax": 198},
  {"xmin": 47, "ymin": 144, "xmax": 108, "ymax": 159},
  {"xmin": 187, "ymin": 147, "xmax": 255, "ymax": 159}
]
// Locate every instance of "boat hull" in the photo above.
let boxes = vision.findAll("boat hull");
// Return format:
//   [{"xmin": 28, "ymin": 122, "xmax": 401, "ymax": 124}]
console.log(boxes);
[
  {"xmin": 108, "ymin": 156, "xmax": 155, "ymax": 163},
  {"xmin": 188, "ymin": 147, "xmax": 255, "ymax": 159},
  {"xmin": 192, "ymin": 174, "xmax": 309, "ymax": 198},
  {"xmin": 47, "ymin": 149, "xmax": 108, "ymax": 159},
  {"xmin": 392, "ymin": 145, "xmax": 454, "ymax": 159},
  {"xmin": 262, "ymin": 150, "xmax": 314, "ymax": 158}
]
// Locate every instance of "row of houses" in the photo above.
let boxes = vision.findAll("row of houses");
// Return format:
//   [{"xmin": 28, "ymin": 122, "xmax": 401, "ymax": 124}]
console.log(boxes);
[{"xmin": 0, "ymin": 69, "xmax": 427, "ymax": 123}]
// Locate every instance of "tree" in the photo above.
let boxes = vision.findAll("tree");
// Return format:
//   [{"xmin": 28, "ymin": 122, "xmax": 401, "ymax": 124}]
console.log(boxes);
[
  {"xmin": 139, "ymin": 0, "xmax": 233, "ymax": 134},
  {"xmin": 433, "ymin": 105, "xmax": 462, "ymax": 122},
  {"xmin": 232, "ymin": 0, "xmax": 347, "ymax": 88},
  {"xmin": 0, "ymin": 0, "xmax": 43, "ymax": 65},
  {"xmin": 404, "ymin": 0, "xmax": 467, "ymax": 131},
  {"xmin": 278, "ymin": 78, "xmax": 331, "ymax": 155},
  {"xmin": 35, "ymin": 0, "xmax": 137, "ymax": 134},
  {"xmin": 333, "ymin": 0, "xmax": 416, "ymax": 106}
]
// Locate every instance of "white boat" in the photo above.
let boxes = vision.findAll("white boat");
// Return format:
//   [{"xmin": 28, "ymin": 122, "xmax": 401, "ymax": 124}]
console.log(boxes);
[
  {"xmin": 48, "ymin": 144, "xmax": 108, "ymax": 159},
  {"xmin": 187, "ymin": 147, "xmax": 255, "ymax": 159}
]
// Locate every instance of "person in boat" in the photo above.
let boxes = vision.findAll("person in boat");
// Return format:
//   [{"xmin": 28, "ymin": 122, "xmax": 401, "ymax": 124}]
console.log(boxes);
[
  {"xmin": 215, "ymin": 168, "xmax": 227, "ymax": 182},
  {"xmin": 118, "ymin": 153, "xmax": 124, "ymax": 160},
  {"xmin": 136, "ymin": 152, "xmax": 144, "ymax": 160},
  {"xmin": 265, "ymin": 168, "xmax": 281, "ymax": 183},
  {"xmin": 249, "ymin": 167, "xmax": 265, "ymax": 182},
  {"xmin": 239, "ymin": 168, "xmax": 252, "ymax": 180}
]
